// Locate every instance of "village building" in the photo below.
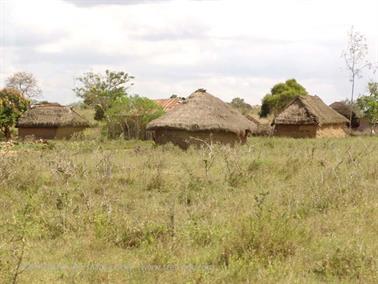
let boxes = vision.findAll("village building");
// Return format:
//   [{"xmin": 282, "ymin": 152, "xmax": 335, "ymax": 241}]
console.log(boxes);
[
  {"xmin": 147, "ymin": 89, "xmax": 257, "ymax": 149},
  {"xmin": 329, "ymin": 101, "xmax": 360, "ymax": 129},
  {"xmin": 246, "ymin": 114, "xmax": 273, "ymax": 136},
  {"xmin": 16, "ymin": 103, "xmax": 89, "ymax": 139},
  {"xmin": 273, "ymin": 95, "xmax": 349, "ymax": 138},
  {"xmin": 153, "ymin": 97, "xmax": 184, "ymax": 112}
]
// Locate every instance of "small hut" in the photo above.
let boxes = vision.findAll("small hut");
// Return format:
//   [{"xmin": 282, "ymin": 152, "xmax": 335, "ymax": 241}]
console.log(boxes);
[
  {"xmin": 246, "ymin": 114, "xmax": 273, "ymax": 136},
  {"xmin": 147, "ymin": 89, "xmax": 257, "ymax": 149},
  {"xmin": 273, "ymin": 95, "xmax": 348, "ymax": 138},
  {"xmin": 16, "ymin": 103, "xmax": 89, "ymax": 139},
  {"xmin": 329, "ymin": 101, "xmax": 360, "ymax": 128}
]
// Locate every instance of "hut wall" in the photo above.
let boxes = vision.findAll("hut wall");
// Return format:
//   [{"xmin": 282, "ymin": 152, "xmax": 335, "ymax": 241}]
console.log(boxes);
[
  {"xmin": 18, "ymin": 127, "xmax": 86, "ymax": 140},
  {"xmin": 274, "ymin": 124, "xmax": 317, "ymax": 138},
  {"xmin": 55, "ymin": 127, "xmax": 87, "ymax": 139},
  {"xmin": 153, "ymin": 129, "xmax": 243, "ymax": 149},
  {"xmin": 18, "ymin": 127, "xmax": 58, "ymax": 139},
  {"xmin": 316, "ymin": 124, "xmax": 347, "ymax": 138},
  {"xmin": 357, "ymin": 118, "xmax": 371, "ymax": 132}
]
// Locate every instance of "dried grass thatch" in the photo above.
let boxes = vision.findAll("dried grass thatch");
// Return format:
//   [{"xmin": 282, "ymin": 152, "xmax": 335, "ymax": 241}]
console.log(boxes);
[
  {"xmin": 330, "ymin": 101, "xmax": 360, "ymax": 128},
  {"xmin": 246, "ymin": 114, "xmax": 273, "ymax": 136},
  {"xmin": 147, "ymin": 89, "xmax": 257, "ymax": 136},
  {"xmin": 274, "ymin": 95, "xmax": 348, "ymax": 126},
  {"xmin": 16, "ymin": 103, "xmax": 90, "ymax": 128}
]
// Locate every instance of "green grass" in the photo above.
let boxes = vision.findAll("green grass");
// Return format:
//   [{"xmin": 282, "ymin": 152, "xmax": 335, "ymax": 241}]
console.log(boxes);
[{"xmin": 0, "ymin": 137, "xmax": 377, "ymax": 283}]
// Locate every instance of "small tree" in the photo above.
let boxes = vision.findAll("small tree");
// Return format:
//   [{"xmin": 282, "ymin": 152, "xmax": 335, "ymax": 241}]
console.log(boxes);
[
  {"xmin": 357, "ymin": 82, "xmax": 378, "ymax": 133},
  {"xmin": 0, "ymin": 88, "xmax": 30, "ymax": 140},
  {"xmin": 343, "ymin": 27, "xmax": 374, "ymax": 129},
  {"xmin": 260, "ymin": 79, "xmax": 308, "ymax": 117},
  {"xmin": 230, "ymin": 97, "xmax": 252, "ymax": 115},
  {"xmin": 6, "ymin": 72, "xmax": 42, "ymax": 99},
  {"xmin": 73, "ymin": 70, "xmax": 134, "ymax": 120},
  {"xmin": 106, "ymin": 95, "xmax": 164, "ymax": 139}
]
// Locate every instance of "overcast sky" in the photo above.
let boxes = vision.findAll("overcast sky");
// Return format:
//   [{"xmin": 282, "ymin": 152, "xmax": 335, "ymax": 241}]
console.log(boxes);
[{"xmin": 1, "ymin": 0, "xmax": 377, "ymax": 105}]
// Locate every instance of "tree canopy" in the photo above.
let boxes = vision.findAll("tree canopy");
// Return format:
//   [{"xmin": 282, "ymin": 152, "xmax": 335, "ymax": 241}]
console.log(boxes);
[
  {"xmin": 6, "ymin": 72, "xmax": 42, "ymax": 99},
  {"xmin": 357, "ymin": 82, "xmax": 378, "ymax": 130},
  {"xmin": 260, "ymin": 79, "xmax": 308, "ymax": 117},
  {"xmin": 229, "ymin": 97, "xmax": 252, "ymax": 115},
  {"xmin": 106, "ymin": 95, "xmax": 164, "ymax": 139},
  {"xmin": 0, "ymin": 88, "xmax": 30, "ymax": 140},
  {"xmin": 73, "ymin": 70, "xmax": 134, "ymax": 120}
]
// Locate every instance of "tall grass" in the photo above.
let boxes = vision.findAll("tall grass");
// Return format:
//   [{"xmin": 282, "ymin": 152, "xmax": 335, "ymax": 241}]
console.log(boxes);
[{"xmin": 0, "ymin": 137, "xmax": 377, "ymax": 283}]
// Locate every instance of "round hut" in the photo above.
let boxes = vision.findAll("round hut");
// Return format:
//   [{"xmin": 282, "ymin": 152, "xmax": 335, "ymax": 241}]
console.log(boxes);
[
  {"xmin": 16, "ymin": 103, "xmax": 89, "ymax": 139},
  {"xmin": 273, "ymin": 95, "xmax": 349, "ymax": 138},
  {"xmin": 329, "ymin": 101, "xmax": 360, "ymax": 129},
  {"xmin": 147, "ymin": 89, "xmax": 257, "ymax": 149}
]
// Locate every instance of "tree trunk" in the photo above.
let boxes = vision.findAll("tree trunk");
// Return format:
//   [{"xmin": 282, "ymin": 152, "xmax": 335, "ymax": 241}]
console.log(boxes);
[
  {"xmin": 349, "ymin": 76, "xmax": 355, "ymax": 131},
  {"xmin": 4, "ymin": 126, "xmax": 11, "ymax": 141}
]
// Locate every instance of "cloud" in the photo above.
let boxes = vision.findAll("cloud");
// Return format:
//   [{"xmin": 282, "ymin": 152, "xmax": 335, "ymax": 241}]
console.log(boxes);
[
  {"xmin": 1, "ymin": 30, "xmax": 67, "ymax": 48},
  {"xmin": 1, "ymin": 0, "xmax": 377, "ymax": 106},
  {"xmin": 63, "ymin": 0, "xmax": 217, "ymax": 6},
  {"xmin": 63, "ymin": 0, "xmax": 173, "ymax": 6}
]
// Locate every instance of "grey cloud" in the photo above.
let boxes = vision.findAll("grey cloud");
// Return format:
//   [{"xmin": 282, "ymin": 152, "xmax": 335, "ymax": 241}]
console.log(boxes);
[
  {"xmin": 64, "ymin": 0, "xmax": 217, "ymax": 7},
  {"xmin": 131, "ymin": 27, "xmax": 208, "ymax": 41},
  {"xmin": 0, "ymin": 31, "xmax": 67, "ymax": 48},
  {"xmin": 63, "ymin": 0, "xmax": 173, "ymax": 7},
  {"xmin": 11, "ymin": 47, "xmax": 139, "ymax": 68}
]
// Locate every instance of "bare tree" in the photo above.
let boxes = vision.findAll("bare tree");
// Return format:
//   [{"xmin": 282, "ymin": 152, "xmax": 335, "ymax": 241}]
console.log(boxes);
[
  {"xmin": 6, "ymin": 72, "xmax": 42, "ymax": 99},
  {"xmin": 342, "ymin": 27, "xmax": 374, "ymax": 130}
]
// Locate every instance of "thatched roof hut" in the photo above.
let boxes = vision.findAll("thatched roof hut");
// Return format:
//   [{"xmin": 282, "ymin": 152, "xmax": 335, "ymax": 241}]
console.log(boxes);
[
  {"xmin": 17, "ymin": 103, "xmax": 89, "ymax": 139},
  {"xmin": 147, "ymin": 89, "xmax": 257, "ymax": 148},
  {"xmin": 246, "ymin": 114, "xmax": 273, "ymax": 136},
  {"xmin": 329, "ymin": 101, "xmax": 360, "ymax": 128},
  {"xmin": 273, "ymin": 95, "xmax": 348, "ymax": 138}
]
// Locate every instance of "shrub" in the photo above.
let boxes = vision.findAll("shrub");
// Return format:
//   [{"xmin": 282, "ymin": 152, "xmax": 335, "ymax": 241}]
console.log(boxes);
[{"xmin": 313, "ymin": 245, "xmax": 376, "ymax": 280}]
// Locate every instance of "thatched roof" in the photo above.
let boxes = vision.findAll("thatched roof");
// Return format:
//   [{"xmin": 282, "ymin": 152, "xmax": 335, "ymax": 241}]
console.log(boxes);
[
  {"xmin": 147, "ymin": 89, "xmax": 257, "ymax": 135},
  {"xmin": 329, "ymin": 102, "xmax": 358, "ymax": 118},
  {"xmin": 16, "ymin": 103, "xmax": 90, "ymax": 128},
  {"xmin": 246, "ymin": 114, "xmax": 274, "ymax": 125},
  {"xmin": 330, "ymin": 101, "xmax": 360, "ymax": 128},
  {"xmin": 246, "ymin": 114, "xmax": 274, "ymax": 136},
  {"xmin": 274, "ymin": 95, "xmax": 348, "ymax": 126}
]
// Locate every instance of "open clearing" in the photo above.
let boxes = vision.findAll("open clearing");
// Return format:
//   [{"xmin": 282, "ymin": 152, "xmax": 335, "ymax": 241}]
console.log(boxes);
[{"xmin": 0, "ymin": 137, "xmax": 377, "ymax": 283}]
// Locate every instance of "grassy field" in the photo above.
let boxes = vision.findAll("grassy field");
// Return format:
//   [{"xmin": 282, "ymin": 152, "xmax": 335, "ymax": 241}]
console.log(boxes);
[{"xmin": 0, "ymin": 136, "xmax": 377, "ymax": 283}]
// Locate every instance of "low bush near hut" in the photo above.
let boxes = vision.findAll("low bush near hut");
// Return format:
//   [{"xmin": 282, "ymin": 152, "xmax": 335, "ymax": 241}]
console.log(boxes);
[{"xmin": 0, "ymin": 137, "xmax": 377, "ymax": 283}]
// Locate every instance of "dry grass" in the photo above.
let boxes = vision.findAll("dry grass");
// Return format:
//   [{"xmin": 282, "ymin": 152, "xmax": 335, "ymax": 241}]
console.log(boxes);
[{"xmin": 0, "ymin": 137, "xmax": 377, "ymax": 283}]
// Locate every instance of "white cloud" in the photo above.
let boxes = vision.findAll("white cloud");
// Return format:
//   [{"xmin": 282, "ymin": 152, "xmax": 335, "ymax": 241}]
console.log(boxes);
[{"xmin": 1, "ymin": 0, "xmax": 377, "ymax": 105}]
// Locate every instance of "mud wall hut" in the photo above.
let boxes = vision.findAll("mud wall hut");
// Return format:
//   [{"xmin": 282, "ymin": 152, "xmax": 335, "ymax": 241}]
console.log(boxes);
[
  {"xmin": 16, "ymin": 103, "xmax": 89, "ymax": 139},
  {"xmin": 246, "ymin": 114, "xmax": 273, "ymax": 136},
  {"xmin": 329, "ymin": 101, "xmax": 360, "ymax": 129},
  {"xmin": 273, "ymin": 95, "xmax": 349, "ymax": 138},
  {"xmin": 147, "ymin": 89, "xmax": 257, "ymax": 149}
]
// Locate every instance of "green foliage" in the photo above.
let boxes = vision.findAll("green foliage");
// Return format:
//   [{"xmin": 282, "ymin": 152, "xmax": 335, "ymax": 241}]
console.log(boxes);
[
  {"xmin": 73, "ymin": 70, "xmax": 134, "ymax": 120},
  {"xmin": 357, "ymin": 82, "xmax": 378, "ymax": 128},
  {"xmin": 105, "ymin": 95, "xmax": 164, "ymax": 139},
  {"xmin": 260, "ymin": 79, "xmax": 308, "ymax": 117},
  {"xmin": 94, "ymin": 104, "xmax": 105, "ymax": 121},
  {"xmin": 0, "ymin": 88, "xmax": 30, "ymax": 140},
  {"xmin": 219, "ymin": 210, "xmax": 309, "ymax": 266},
  {"xmin": 229, "ymin": 97, "xmax": 252, "ymax": 115}
]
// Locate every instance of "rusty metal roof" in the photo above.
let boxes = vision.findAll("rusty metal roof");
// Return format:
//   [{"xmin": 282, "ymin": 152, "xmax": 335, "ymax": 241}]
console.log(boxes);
[{"xmin": 154, "ymin": 98, "xmax": 184, "ymax": 112}]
